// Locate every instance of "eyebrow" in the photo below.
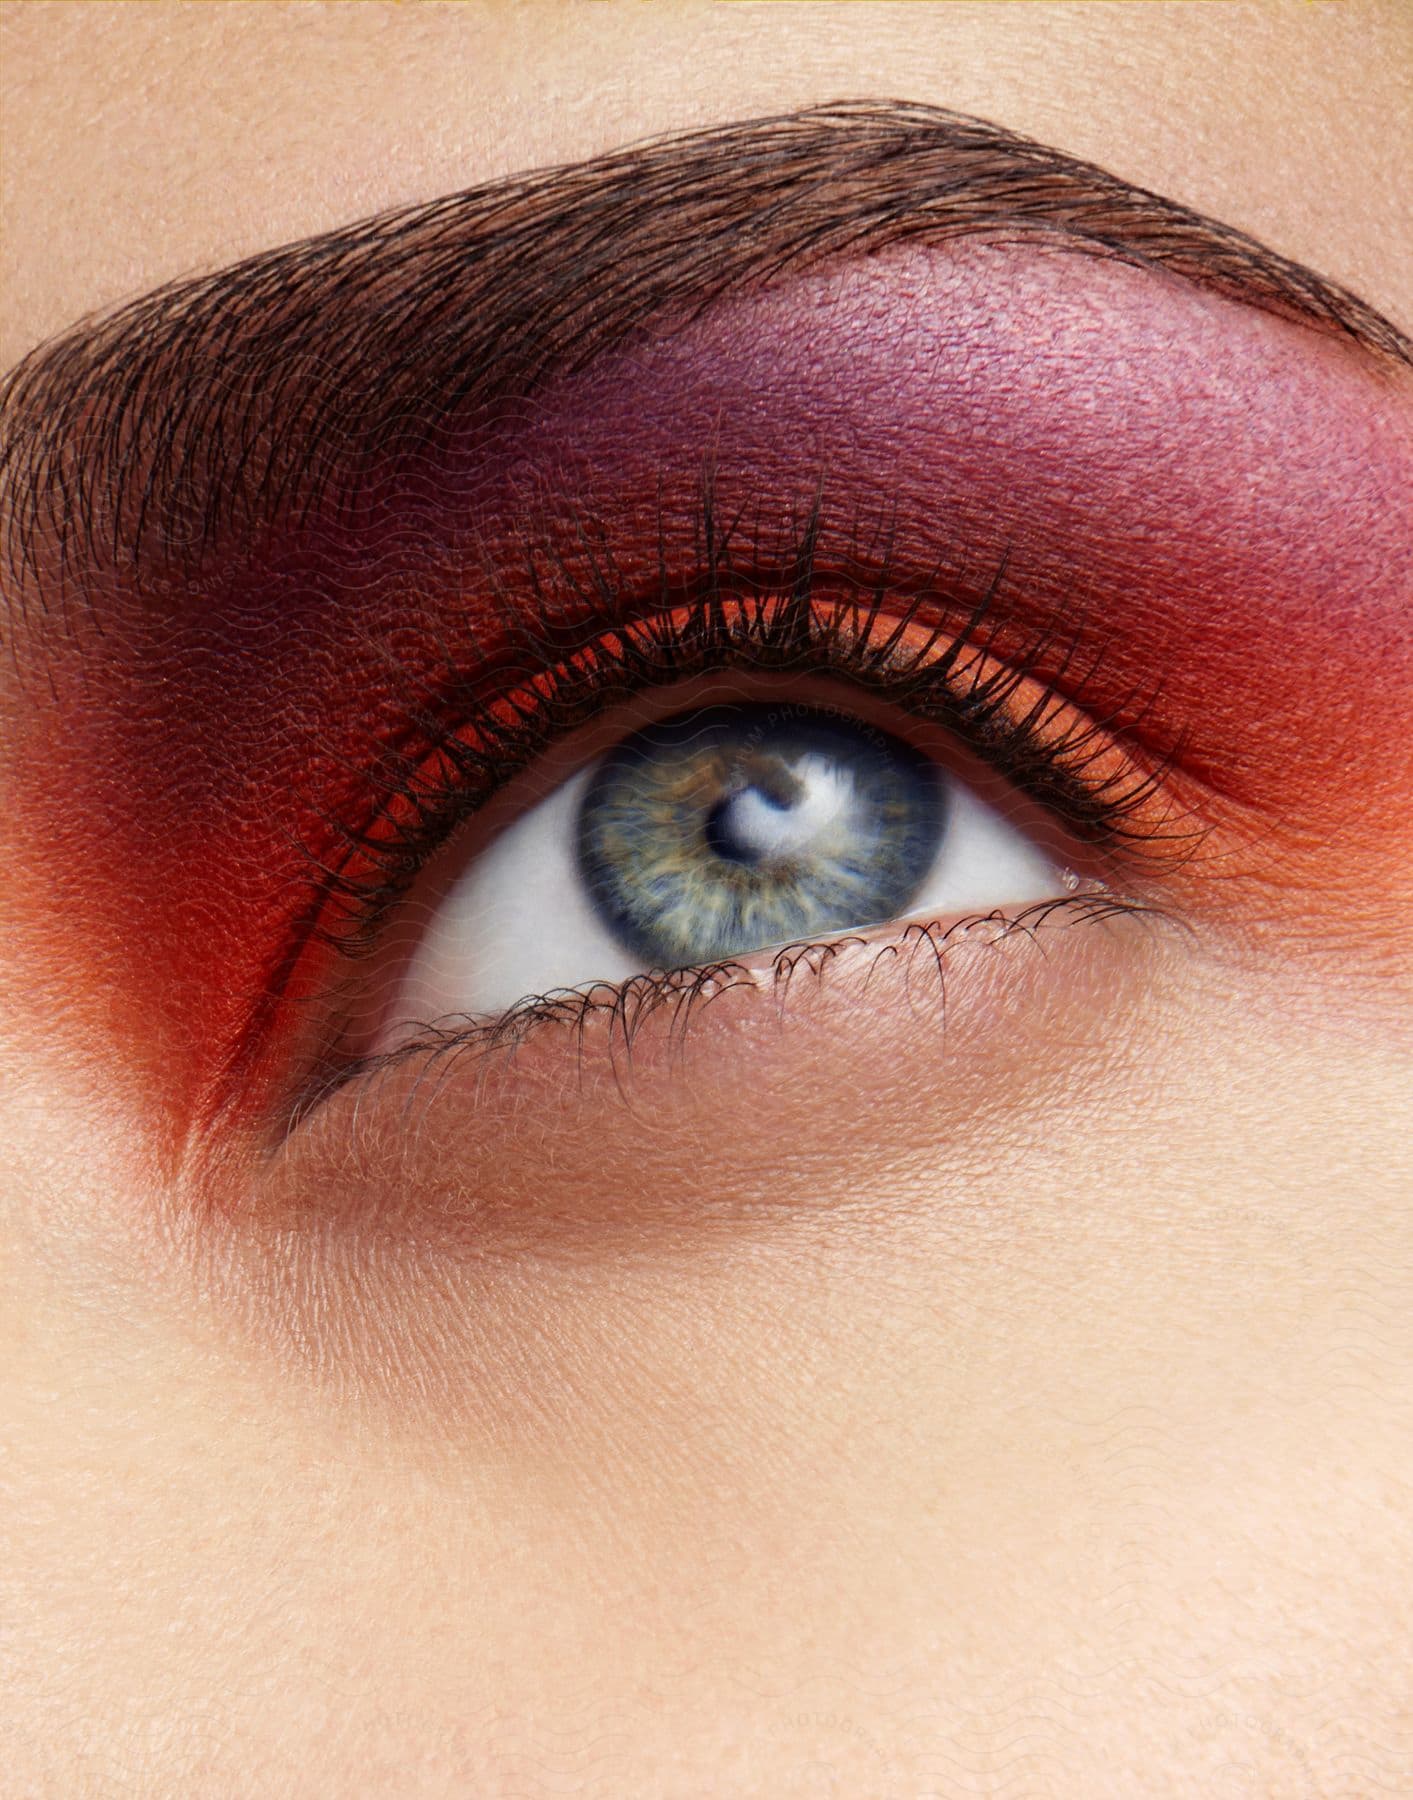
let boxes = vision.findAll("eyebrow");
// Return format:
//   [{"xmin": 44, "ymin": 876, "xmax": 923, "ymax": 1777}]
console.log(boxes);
[{"xmin": 1, "ymin": 98, "xmax": 1409, "ymax": 604}]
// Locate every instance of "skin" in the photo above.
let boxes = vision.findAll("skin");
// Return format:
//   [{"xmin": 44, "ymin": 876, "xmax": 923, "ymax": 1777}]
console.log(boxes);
[{"xmin": 2, "ymin": 3, "xmax": 1411, "ymax": 1795}]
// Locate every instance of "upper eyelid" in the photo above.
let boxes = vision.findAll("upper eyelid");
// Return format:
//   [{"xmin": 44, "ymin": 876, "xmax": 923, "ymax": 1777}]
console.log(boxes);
[
  {"xmin": 1, "ymin": 100, "xmax": 1409, "ymax": 616},
  {"xmin": 307, "ymin": 569, "xmax": 1186, "ymax": 948}
]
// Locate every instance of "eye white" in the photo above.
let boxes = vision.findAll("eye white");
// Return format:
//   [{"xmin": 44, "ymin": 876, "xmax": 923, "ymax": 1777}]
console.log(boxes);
[{"xmin": 376, "ymin": 752, "xmax": 1067, "ymax": 1049}]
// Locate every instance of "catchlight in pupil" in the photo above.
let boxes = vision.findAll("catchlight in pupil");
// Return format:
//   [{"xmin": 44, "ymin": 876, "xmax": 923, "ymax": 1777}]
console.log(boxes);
[{"xmin": 575, "ymin": 705, "xmax": 948, "ymax": 966}]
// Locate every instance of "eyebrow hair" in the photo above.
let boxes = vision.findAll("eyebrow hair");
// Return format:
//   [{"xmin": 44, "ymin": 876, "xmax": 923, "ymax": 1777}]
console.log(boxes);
[{"xmin": 2, "ymin": 98, "xmax": 1409, "ymax": 603}]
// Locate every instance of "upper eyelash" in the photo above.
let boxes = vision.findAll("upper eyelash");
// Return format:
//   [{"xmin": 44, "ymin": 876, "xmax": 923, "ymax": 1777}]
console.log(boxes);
[{"xmin": 290, "ymin": 495, "xmax": 1191, "ymax": 980}]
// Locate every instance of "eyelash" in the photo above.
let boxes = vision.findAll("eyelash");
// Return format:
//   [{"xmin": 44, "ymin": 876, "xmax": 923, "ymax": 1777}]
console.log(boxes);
[{"xmin": 284, "ymin": 501, "xmax": 1189, "ymax": 1095}]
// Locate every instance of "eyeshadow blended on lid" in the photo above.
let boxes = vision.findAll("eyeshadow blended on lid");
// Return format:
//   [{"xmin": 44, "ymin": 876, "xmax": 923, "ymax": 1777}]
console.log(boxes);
[{"xmin": 1, "ymin": 102, "xmax": 1409, "ymax": 1146}]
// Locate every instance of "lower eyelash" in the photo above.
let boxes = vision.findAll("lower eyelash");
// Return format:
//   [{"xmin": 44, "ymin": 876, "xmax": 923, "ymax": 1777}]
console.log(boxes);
[
  {"xmin": 294, "ymin": 494, "xmax": 1193, "ymax": 978},
  {"xmin": 285, "ymin": 892, "xmax": 1159, "ymax": 1137}
]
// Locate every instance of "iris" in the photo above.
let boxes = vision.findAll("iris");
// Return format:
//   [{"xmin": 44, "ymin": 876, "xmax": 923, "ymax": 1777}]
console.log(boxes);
[{"xmin": 576, "ymin": 704, "xmax": 947, "ymax": 966}]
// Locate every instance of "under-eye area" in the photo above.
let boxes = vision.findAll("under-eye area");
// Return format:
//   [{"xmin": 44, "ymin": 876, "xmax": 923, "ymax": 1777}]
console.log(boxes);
[{"xmin": 264, "ymin": 883, "xmax": 1168, "ymax": 1254}]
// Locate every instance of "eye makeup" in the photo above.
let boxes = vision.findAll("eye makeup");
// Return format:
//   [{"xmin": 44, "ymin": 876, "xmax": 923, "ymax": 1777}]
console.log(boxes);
[
  {"xmin": 1, "ymin": 107, "xmax": 1409, "ymax": 1172},
  {"xmin": 306, "ymin": 580, "xmax": 1173, "ymax": 1089},
  {"xmin": 460, "ymin": 244, "xmax": 1412, "ymax": 832}
]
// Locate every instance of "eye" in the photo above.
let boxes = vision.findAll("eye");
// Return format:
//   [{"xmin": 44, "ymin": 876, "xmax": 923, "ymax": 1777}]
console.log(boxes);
[
  {"xmin": 366, "ymin": 689, "xmax": 1079, "ymax": 1051},
  {"xmin": 297, "ymin": 567, "xmax": 1175, "ymax": 1102}
]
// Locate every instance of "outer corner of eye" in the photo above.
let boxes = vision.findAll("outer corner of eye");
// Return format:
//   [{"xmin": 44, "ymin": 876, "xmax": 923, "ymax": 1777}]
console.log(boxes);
[{"xmin": 360, "ymin": 699, "xmax": 1084, "ymax": 1057}]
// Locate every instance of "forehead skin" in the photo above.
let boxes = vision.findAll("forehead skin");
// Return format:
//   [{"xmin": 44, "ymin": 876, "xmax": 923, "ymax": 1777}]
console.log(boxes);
[{"xmin": 2, "ymin": 5, "xmax": 1411, "ymax": 1799}]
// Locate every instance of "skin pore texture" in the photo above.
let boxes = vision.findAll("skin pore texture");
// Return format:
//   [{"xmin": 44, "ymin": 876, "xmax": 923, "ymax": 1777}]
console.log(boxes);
[{"xmin": 2, "ymin": 4, "xmax": 1411, "ymax": 1796}]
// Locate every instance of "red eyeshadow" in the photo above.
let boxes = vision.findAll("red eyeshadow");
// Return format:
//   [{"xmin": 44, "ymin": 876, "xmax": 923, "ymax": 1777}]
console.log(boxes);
[{"xmin": 5, "ymin": 242, "xmax": 1410, "ymax": 1138}]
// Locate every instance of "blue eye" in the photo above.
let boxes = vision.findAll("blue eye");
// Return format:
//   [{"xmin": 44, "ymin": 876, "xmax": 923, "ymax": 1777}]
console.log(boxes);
[
  {"xmin": 371, "ymin": 691, "xmax": 1078, "ymax": 1046},
  {"xmin": 576, "ymin": 705, "xmax": 946, "ymax": 967}
]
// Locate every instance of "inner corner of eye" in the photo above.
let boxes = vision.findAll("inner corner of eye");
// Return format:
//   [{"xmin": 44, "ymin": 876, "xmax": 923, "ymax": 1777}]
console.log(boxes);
[{"xmin": 360, "ymin": 696, "xmax": 1079, "ymax": 1051}]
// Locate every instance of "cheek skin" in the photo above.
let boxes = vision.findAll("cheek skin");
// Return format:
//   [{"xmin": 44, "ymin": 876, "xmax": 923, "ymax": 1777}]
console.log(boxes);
[{"xmin": 3, "ymin": 244, "xmax": 1410, "ymax": 1148}]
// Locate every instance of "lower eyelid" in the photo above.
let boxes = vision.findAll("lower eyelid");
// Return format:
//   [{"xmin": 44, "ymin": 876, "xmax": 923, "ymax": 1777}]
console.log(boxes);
[
  {"xmin": 250, "ymin": 889, "xmax": 1168, "ymax": 1239},
  {"xmin": 301, "ymin": 886, "xmax": 1148, "ymax": 1143}
]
